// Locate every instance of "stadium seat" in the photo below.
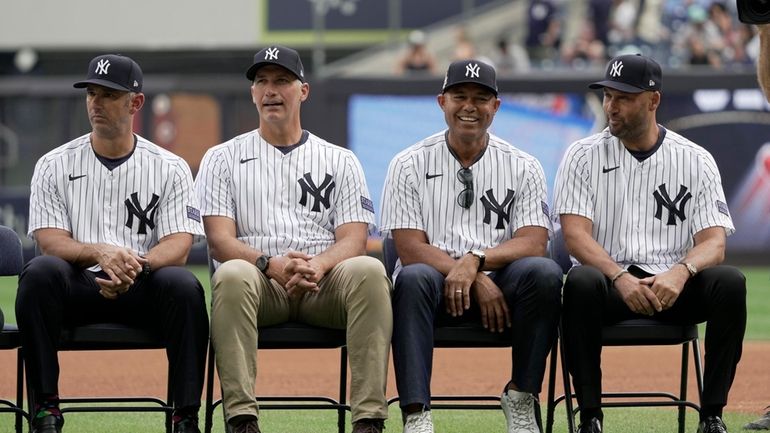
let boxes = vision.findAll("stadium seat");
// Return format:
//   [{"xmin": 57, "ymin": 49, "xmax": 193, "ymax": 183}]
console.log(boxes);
[
  {"xmin": 382, "ymin": 236, "xmax": 519, "ymax": 411},
  {"xmin": 0, "ymin": 225, "xmax": 28, "ymax": 433},
  {"xmin": 543, "ymin": 228, "xmax": 704, "ymax": 433},
  {"xmin": 203, "ymin": 258, "xmax": 349, "ymax": 433},
  {"xmin": 22, "ymin": 244, "xmax": 175, "ymax": 433}
]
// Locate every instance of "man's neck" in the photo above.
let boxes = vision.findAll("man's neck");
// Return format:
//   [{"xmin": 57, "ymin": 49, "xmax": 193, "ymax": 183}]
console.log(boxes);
[
  {"xmin": 259, "ymin": 124, "xmax": 303, "ymax": 147},
  {"xmin": 447, "ymin": 132, "xmax": 488, "ymax": 167},
  {"xmin": 90, "ymin": 132, "xmax": 135, "ymax": 159}
]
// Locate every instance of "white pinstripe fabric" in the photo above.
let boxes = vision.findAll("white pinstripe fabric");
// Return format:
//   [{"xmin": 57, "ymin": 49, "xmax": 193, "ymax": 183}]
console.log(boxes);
[
  {"xmin": 195, "ymin": 129, "xmax": 374, "ymax": 260},
  {"xmin": 380, "ymin": 130, "xmax": 551, "ymax": 277},
  {"xmin": 552, "ymin": 127, "xmax": 734, "ymax": 274},
  {"xmin": 29, "ymin": 133, "xmax": 204, "ymax": 260}
]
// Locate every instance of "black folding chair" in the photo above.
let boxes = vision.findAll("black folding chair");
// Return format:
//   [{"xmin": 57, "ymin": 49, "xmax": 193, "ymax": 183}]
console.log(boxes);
[
  {"xmin": 544, "ymin": 228, "xmax": 704, "ymax": 433},
  {"xmin": 21, "ymin": 244, "xmax": 175, "ymax": 433},
  {"xmin": 382, "ymin": 236, "xmax": 518, "ymax": 411},
  {"xmin": 203, "ymin": 258, "xmax": 349, "ymax": 433},
  {"xmin": 0, "ymin": 225, "xmax": 29, "ymax": 433}
]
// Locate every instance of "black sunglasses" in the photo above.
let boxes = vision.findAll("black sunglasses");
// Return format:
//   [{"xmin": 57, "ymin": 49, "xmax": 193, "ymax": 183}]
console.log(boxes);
[{"xmin": 456, "ymin": 168, "xmax": 474, "ymax": 209}]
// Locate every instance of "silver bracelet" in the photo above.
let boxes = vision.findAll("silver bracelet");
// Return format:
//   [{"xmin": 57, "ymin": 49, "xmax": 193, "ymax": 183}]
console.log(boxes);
[{"xmin": 611, "ymin": 269, "xmax": 629, "ymax": 283}]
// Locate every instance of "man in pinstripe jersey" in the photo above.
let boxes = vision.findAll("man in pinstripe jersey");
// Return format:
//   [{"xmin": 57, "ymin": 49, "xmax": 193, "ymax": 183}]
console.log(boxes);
[
  {"xmin": 553, "ymin": 54, "xmax": 746, "ymax": 433},
  {"xmin": 380, "ymin": 59, "xmax": 563, "ymax": 433},
  {"xmin": 16, "ymin": 54, "xmax": 209, "ymax": 433},
  {"xmin": 194, "ymin": 46, "xmax": 392, "ymax": 433}
]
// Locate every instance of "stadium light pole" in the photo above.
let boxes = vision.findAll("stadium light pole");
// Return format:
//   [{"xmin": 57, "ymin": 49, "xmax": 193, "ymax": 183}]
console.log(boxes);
[{"xmin": 309, "ymin": 0, "xmax": 360, "ymax": 77}]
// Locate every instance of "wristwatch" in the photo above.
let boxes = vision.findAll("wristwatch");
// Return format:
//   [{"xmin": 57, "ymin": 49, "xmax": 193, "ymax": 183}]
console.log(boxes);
[
  {"xmin": 256, "ymin": 254, "xmax": 271, "ymax": 274},
  {"xmin": 467, "ymin": 249, "xmax": 486, "ymax": 272},
  {"xmin": 678, "ymin": 261, "xmax": 697, "ymax": 277},
  {"xmin": 140, "ymin": 262, "xmax": 151, "ymax": 279}
]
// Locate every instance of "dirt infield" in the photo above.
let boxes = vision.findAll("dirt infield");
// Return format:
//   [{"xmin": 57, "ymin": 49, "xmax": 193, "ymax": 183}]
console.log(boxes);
[{"xmin": 1, "ymin": 341, "xmax": 767, "ymax": 414}]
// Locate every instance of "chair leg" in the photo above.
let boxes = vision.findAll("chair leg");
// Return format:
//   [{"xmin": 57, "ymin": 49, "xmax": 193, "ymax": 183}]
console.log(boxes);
[
  {"xmin": 559, "ymin": 326, "xmax": 576, "ymax": 433},
  {"xmin": 167, "ymin": 357, "xmax": 174, "ymax": 433},
  {"xmin": 204, "ymin": 341, "xmax": 216, "ymax": 433},
  {"xmin": 678, "ymin": 342, "xmax": 690, "ymax": 433},
  {"xmin": 338, "ymin": 347, "xmax": 348, "ymax": 433},
  {"xmin": 692, "ymin": 340, "xmax": 704, "ymax": 401},
  {"xmin": 16, "ymin": 349, "xmax": 24, "ymax": 433},
  {"xmin": 545, "ymin": 336, "xmax": 558, "ymax": 433}
]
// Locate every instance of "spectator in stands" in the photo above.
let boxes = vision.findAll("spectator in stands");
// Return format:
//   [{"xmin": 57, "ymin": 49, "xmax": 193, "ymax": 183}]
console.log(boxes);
[
  {"xmin": 525, "ymin": 0, "xmax": 562, "ymax": 66},
  {"xmin": 490, "ymin": 34, "xmax": 531, "ymax": 74},
  {"xmin": 396, "ymin": 30, "xmax": 438, "ymax": 76}
]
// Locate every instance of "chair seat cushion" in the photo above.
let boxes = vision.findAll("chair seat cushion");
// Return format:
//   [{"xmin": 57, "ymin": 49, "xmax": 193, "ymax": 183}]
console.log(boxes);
[
  {"xmin": 602, "ymin": 319, "xmax": 699, "ymax": 346},
  {"xmin": 59, "ymin": 323, "xmax": 165, "ymax": 350},
  {"xmin": 258, "ymin": 322, "xmax": 346, "ymax": 349}
]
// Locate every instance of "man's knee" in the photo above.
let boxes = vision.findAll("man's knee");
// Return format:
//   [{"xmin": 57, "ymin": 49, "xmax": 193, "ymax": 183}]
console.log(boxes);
[
  {"xmin": 211, "ymin": 259, "xmax": 260, "ymax": 304},
  {"xmin": 563, "ymin": 265, "xmax": 605, "ymax": 309},
  {"xmin": 151, "ymin": 266, "xmax": 206, "ymax": 306},
  {"xmin": 337, "ymin": 256, "xmax": 391, "ymax": 300},
  {"xmin": 16, "ymin": 255, "xmax": 71, "ymax": 309},
  {"xmin": 704, "ymin": 265, "xmax": 746, "ymax": 310},
  {"xmin": 393, "ymin": 263, "xmax": 442, "ymax": 305}
]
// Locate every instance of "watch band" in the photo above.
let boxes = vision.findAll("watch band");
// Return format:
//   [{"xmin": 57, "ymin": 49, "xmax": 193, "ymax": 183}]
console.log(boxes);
[
  {"xmin": 467, "ymin": 249, "xmax": 485, "ymax": 272},
  {"xmin": 679, "ymin": 261, "xmax": 697, "ymax": 277}
]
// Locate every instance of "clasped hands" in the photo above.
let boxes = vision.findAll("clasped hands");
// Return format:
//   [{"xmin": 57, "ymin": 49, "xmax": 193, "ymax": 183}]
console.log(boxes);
[
  {"xmin": 94, "ymin": 244, "xmax": 147, "ymax": 300},
  {"xmin": 614, "ymin": 267, "xmax": 688, "ymax": 316},
  {"xmin": 269, "ymin": 251, "xmax": 324, "ymax": 299}
]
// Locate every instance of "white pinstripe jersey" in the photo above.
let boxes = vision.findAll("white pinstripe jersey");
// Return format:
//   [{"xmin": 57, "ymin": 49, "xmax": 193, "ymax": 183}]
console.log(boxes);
[
  {"xmin": 194, "ymin": 129, "xmax": 375, "ymax": 259},
  {"xmin": 380, "ymin": 130, "xmax": 552, "ymax": 276},
  {"xmin": 28, "ymin": 133, "xmax": 204, "ymax": 265},
  {"xmin": 552, "ymin": 126, "xmax": 734, "ymax": 274}
]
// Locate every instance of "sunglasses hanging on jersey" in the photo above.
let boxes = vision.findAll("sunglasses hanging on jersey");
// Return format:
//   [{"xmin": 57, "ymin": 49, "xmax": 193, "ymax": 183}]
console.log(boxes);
[{"xmin": 456, "ymin": 167, "xmax": 474, "ymax": 209}]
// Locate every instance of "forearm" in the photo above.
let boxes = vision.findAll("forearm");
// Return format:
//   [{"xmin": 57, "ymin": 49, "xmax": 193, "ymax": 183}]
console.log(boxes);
[
  {"xmin": 311, "ymin": 234, "xmax": 366, "ymax": 275},
  {"xmin": 680, "ymin": 232, "xmax": 726, "ymax": 272},
  {"xmin": 398, "ymin": 242, "xmax": 460, "ymax": 276},
  {"xmin": 564, "ymin": 228, "xmax": 625, "ymax": 279},
  {"xmin": 144, "ymin": 233, "xmax": 194, "ymax": 269},
  {"xmin": 483, "ymin": 227, "xmax": 548, "ymax": 270},
  {"xmin": 36, "ymin": 228, "xmax": 104, "ymax": 268}
]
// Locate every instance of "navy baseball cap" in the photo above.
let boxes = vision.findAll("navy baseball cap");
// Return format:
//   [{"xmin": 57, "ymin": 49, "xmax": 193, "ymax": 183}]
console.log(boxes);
[
  {"xmin": 246, "ymin": 45, "xmax": 306, "ymax": 83},
  {"xmin": 589, "ymin": 53, "xmax": 662, "ymax": 93},
  {"xmin": 73, "ymin": 54, "xmax": 143, "ymax": 92},
  {"xmin": 442, "ymin": 59, "xmax": 498, "ymax": 96}
]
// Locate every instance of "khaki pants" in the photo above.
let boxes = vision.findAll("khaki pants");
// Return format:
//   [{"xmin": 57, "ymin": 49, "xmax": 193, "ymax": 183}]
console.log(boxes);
[{"xmin": 211, "ymin": 256, "xmax": 392, "ymax": 423}]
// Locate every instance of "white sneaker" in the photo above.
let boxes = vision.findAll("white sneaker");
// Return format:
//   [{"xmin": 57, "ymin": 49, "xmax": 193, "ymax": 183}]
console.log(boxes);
[
  {"xmin": 501, "ymin": 389, "xmax": 542, "ymax": 433},
  {"xmin": 403, "ymin": 409, "xmax": 434, "ymax": 433}
]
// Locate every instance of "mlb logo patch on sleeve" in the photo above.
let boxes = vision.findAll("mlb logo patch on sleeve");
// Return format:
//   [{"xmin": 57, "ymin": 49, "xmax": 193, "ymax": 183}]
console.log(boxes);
[
  {"xmin": 716, "ymin": 200, "xmax": 729, "ymax": 217},
  {"xmin": 187, "ymin": 206, "xmax": 201, "ymax": 222},
  {"xmin": 361, "ymin": 196, "xmax": 375, "ymax": 213}
]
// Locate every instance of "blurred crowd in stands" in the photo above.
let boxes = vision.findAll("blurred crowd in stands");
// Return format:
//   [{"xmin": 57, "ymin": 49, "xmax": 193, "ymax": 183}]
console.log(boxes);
[{"xmin": 398, "ymin": 0, "xmax": 760, "ymax": 76}]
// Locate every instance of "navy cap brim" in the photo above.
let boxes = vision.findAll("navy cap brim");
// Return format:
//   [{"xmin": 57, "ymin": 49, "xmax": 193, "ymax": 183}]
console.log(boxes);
[
  {"xmin": 73, "ymin": 79, "xmax": 133, "ymax": 92},
  {"xmin": 443, "ymin": 80, "xmax": 498, "ymax": 97},
  {"xmin": 588, "ymin": 80, "xmax": 646, "ymax": 94},
  {"xmin": 245, "ymin": 62, "xmax": 304, "ymax": 82}
]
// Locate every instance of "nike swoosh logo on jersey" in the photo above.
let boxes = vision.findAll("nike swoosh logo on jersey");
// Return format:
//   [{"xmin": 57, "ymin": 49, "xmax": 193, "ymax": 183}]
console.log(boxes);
[
  {"xmin": 68, "ymin": 174, "xmax": 87, "ymax": 181},
  {"xmin": 240, "ymin": 157, "xmax": 259, "ymax": 164},
  {"xmin": 425, "ymin": 173, "xmax": 443, "ymax": 180},
  {"xmin": 602, "ymin": 166, "xmax": 620, "ymax": 173}
]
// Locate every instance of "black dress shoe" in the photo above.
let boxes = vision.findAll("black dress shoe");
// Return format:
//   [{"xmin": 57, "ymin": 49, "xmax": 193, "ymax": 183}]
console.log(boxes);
[
  {"xmin": 174, "ymin": 416, "xmax": 201, "ymax": 433},
  {"xmin": 31, "ymin": 415, "xmax": 63, "ymax": 433},
  {"xmin": 577, "ymin": 417, "xmax": 602, "ymax": 433},
  {"xmin": 698, "ymin": 416, "xmax": 728, "ymax": 433}
]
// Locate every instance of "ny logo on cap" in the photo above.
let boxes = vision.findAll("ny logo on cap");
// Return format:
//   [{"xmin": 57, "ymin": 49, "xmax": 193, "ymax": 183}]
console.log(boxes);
[
  {"xmin": 95, "ymin": 59, "xmax": 111, "ymax": 75},
  {"xmin": 465, "ymin": 63, "xmax": 480, "ymax": 78},
  {"xmin": 610, "ymin": 60, "xmax": 624, "ymax": 77},
  {"xmin": 265, "ymin": 47, "xmax": 279, "ymax": 61}
]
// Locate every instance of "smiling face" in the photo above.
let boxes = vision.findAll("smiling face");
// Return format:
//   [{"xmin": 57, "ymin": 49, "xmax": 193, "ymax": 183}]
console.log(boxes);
[
  {"xmin": 250, "ymin": 64, "xmax": 309, "ymax": 128},
  {"xmin": 85, "ymin": 84, "xmax": 143, "ymax": 140},
  {"xmin": 438, "ymin": 83, "xmax": 500, "ymax": 144}
]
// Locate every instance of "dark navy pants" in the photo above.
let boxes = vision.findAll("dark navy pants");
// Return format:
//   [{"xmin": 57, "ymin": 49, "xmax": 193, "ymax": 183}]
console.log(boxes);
[
  {"xmin": 392, "ymin": 256, "xmax": 563, "ymax": 409},
  {"xmin": 562, "ymin": 265, "xmax": 746, "ymax": 420},
  {"xmin": 16, "ymin": 255, "xmax": 209, "ymax": 410}
]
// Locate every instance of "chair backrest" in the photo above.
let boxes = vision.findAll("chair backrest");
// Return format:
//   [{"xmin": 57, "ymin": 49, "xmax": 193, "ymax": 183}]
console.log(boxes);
[
  {"xmin": 0, "ymin": 226, "xmax": 23, "ymax": 277},
  {"xmin": 548, "ymin": 227, "xmax": 573, "ymax": 274},
  {"xmin": 382, "ymin": 236, "xmax": 398, "ymax": 278}
]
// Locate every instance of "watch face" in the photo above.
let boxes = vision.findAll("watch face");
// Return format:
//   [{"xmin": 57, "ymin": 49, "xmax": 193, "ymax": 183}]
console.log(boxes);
[{"xmin": 256, "ymin": 255, "xmax": 269, "ymax": 272}]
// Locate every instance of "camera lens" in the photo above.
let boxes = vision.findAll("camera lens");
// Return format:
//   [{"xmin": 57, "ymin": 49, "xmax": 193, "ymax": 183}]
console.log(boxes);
[{"xmin": 749, "ymin": 0, "xmax": 770, "ymax": 14}]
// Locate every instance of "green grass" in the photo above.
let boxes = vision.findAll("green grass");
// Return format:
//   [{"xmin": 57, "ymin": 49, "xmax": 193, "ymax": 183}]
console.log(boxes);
[
  {"xmin": 0, "ymin": 405, "xmax": 760, "ymax": 432},
  {"xmin": 1, "ymin": 266, "xmax": 767, "ymax": 432}
]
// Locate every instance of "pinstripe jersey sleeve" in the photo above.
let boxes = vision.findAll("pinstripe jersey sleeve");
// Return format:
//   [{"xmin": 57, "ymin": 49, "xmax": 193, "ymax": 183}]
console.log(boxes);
[
  {"xmin": 335, "ymin": 151, "xmax": 376, "ymax": 227},
  {"xmin": 691, "ymin": 150, "xmax": 735, "ymax": 235},
  {"xmin": 380, "ymin": 148, "xmax": 422, "ymax": 233},
  {"xmin": 195, "ymin": 144, "xmax": 236, "ymax": 220},
  {"xmin": 511, "ymin": 156, "xmax": 552, "ymax": 232},
  {"xmin": 28, "ymin": 154, "xmax": 71, "ymax": 236},
  {"xmin": 552, "ymin": 139, "xmax": 594, "ymax": 221},
  {"xmin": 154, "ymin": 158, "xmax": 205, "ymax": 241}
]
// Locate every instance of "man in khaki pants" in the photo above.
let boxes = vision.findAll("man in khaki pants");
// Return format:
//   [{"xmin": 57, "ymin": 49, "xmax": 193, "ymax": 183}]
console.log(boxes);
[{"xmin": 194, "ymin": 45, "xmax": 392, "ymax": 433}]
